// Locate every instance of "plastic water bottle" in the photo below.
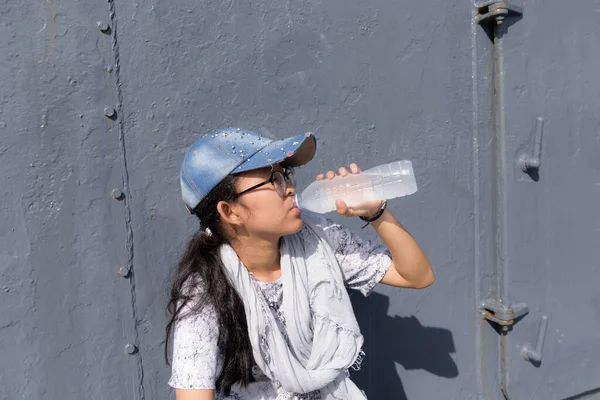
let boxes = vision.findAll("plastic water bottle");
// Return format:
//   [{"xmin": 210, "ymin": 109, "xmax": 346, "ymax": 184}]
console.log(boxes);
[{"xmin": 294, "ymin": 160, "xmax": 417, "ymax": 214}]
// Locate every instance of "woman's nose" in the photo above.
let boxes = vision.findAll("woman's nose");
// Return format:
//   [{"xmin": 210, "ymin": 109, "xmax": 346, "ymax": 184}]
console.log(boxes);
[{"xmin": 286, "ymin": 180, "xmax": 296, "ymax": 197}]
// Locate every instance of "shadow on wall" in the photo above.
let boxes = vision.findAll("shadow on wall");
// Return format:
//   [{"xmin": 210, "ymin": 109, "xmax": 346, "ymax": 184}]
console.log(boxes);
[{"xmin": 350, "ymin": 291, "xmax": 458, "ymax": 400}]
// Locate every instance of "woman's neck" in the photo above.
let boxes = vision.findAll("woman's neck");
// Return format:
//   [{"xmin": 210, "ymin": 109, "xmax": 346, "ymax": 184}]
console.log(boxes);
[{"xmin": 230, "ymin": 236, "xmax": 282, "ymax": 282}]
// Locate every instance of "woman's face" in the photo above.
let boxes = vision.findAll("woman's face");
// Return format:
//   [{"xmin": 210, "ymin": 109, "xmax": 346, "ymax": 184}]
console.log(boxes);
[{"xmin": 232, "ymin": 164, "xmax": 303, "ymax": 239}]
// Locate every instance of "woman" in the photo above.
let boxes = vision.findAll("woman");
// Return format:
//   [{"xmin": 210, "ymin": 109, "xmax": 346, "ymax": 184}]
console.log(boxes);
[{"xmin": 165, "ymin": 128, "xmax": 434, "ymax": 400}]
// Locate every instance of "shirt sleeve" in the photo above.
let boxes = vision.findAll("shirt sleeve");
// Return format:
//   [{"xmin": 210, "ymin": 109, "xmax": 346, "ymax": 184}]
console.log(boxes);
[
  {"xmin": 168, "ymin": 282, "xmax": 222, "ymax": 390},
  {"xmin": 315, "ymin": 215, "xmax": 391, "ymax": 296}
]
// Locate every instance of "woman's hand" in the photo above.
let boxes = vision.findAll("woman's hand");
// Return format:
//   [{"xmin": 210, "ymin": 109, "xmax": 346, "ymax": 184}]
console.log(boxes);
[{"xmin": 315, "ymin": 162, "xmax": 384, "ymax": 218}]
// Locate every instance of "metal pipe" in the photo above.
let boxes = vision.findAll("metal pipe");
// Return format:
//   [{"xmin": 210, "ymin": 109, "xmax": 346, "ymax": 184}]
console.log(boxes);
[
  {"xmin": 492, "ymin": 16, "xmax": 512, "ymax": 396},
  {"xmin": 493, "ymin": 20, "xmax": 510, "ymax": 304}
]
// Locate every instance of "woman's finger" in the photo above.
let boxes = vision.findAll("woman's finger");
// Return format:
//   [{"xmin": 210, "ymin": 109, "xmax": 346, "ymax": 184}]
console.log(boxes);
[
  {"xmin": 339, "ymin": 204, "xmax": 366, "ymax": 218},
  {"xmin": 316, "ymin": 173, "xmax": 325, "ymax": 181},
  {"xmin": 326, "ymin": 170, "xmax": 336, "ymax": 180},
  {"xmin": 338, "ymin": 167, "xmax": 349, "ymax": 176},
  {"xmin": 349, "ymin": 163, "xmax": 360, "ymax": 174},
  {"xmin": 335, "ymin": 199, "xmax": 349, "ymax": 215},
  {"xmin": 337, "ymin": 199, "xmax": 384, "ymax": 218}
]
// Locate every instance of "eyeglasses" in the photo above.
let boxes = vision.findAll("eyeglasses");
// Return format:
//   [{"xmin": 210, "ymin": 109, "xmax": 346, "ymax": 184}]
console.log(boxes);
[{"xmin": 233, "ymin": 166, "xmax": 296, "ymax": 199}]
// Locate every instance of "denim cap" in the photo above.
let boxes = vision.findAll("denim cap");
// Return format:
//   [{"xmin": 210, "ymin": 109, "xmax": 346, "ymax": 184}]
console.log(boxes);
[{"xmin": 181, "ymin": 128, "xmax": 317, "ymax": 211}]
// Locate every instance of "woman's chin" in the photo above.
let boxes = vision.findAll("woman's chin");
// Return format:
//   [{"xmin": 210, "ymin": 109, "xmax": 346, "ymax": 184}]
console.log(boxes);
[{"xmin": 286, "ymin": 218, "xmax": 304, "ymax": 235}]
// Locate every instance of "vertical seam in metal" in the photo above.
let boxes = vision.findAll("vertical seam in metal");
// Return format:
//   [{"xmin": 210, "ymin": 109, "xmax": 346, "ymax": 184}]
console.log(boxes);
[
  {"xmin": 108, "ymin": 1, "xmax": 146, "ymax": 399},
  {"xmin": 471, "ymin": 3, "xmax": 484, "ymax": 397}
]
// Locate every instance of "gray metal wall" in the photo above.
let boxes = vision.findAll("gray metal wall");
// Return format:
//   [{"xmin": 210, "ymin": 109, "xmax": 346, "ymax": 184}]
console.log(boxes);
[{"xmin": 1, "ymin": 0, "xmax": 598, "ymax": 399}]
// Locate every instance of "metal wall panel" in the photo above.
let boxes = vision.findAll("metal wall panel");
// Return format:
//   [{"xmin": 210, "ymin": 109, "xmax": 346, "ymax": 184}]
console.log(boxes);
[
  {"xmin": 0, "ymin": 0, "xmax": 140, "ymax": 398},
  {"xmin": 111, "ymin": 0, "xmax": 475, "ymax": 398},
  {"xmin": 473, "ymin": 1, "xmax": 600, "ymax": 399},
  {"xmin": 2, "ymin": 0, "xmax": 598, "ymax": 399}
]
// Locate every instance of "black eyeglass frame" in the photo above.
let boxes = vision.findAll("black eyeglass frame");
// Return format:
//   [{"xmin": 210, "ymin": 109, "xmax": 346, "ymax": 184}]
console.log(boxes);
[{"xmin": 232, "ymin": 166, "xmax": 295, "ymax": 199}]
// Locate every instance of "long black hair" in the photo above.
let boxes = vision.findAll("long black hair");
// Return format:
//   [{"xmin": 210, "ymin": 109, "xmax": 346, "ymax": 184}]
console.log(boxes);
[{"xmin": 164, "ymin": 174, "xmax": 255, "ymax": 394}]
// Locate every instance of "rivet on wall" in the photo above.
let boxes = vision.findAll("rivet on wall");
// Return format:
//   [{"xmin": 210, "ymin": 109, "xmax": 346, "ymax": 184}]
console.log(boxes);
[
  {"xmin": 110, "ymin": 188, "xmax": 123, "ymax": 200},
  {"xmin": 104, "ymin": 107, "xmax": 116, "ymax": 119},
  {"xmin": 124, "ymin": 343, "xmax": 137, "ymax": 355},
  {"xmin": 117, "ymin": 266, "xmax": 130, "ymax": 278},
  {"xmin": 96, "ymin": 21, "xmax": 110, "ymax": 33}
]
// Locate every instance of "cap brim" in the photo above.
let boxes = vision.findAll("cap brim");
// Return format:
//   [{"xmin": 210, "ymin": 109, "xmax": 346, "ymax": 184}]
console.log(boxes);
[{"xmin": 233, "ymin": 132, "xmax": 317, "ymax": 174}]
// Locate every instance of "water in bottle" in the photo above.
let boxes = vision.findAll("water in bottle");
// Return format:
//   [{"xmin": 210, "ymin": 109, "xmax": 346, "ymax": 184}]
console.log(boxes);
[{"xmin": 294, "ymin": 160, "xmax": 417, "ymax": 214}]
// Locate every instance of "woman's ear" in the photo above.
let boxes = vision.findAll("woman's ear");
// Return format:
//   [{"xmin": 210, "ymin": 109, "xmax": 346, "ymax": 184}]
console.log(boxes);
[{"xmin": 217, "ymin": 201, "xmax": 244, "ymax": 227}]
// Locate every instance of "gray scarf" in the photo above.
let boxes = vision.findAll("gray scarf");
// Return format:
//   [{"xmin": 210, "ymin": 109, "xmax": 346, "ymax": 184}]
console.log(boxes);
[{"xmin": 219, "ymin": 219, "xmax": 367, "ymax": 399}]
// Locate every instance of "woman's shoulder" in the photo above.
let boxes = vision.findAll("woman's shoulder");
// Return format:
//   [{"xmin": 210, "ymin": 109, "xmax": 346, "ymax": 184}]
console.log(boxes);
[
  {"xmin": 180, "ymin": 273, "xmax": 208, "ymax": 302},
  {"xmin": 178, "ymin": 274, "xmax": 218, "ymax": 321}
]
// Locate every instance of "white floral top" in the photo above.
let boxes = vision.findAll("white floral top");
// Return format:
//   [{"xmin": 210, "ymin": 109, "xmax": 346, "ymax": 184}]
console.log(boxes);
[{"xmin": 168, "ymin": 215, "xmax": 391, "ymax": 399}]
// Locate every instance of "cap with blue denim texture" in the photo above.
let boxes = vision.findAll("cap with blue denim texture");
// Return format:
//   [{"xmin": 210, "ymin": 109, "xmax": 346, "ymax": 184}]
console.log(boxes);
[{"xmin": 181, "ymin": 128, "xmax": 317, "ymax": 211}]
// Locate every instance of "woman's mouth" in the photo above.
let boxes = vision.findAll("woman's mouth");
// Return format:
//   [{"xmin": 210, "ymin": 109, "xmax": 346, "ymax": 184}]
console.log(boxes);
[
  {"xmin": 291, "ymin": 199, "xmax": 302, "ymax": 214},
  {"xmin": 291, "ymin": 207, "xmax": 302, "ymax": 215}
]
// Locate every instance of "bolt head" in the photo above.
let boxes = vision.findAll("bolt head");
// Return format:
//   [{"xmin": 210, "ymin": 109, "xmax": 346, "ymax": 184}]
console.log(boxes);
[
  {"xmin": 118, "ymin": 266, "xmax": 130, "ymax": 278},
  {"xmin": 96, "ymin": 21, "xmax": 110, "ymax": 32},
  {"xmin": 104, "ymin": 107, "xmax": 116, "ymax": 118},
  {"xmin": 110, "ymin": 188, "xmax": 123, "ymax": 199},
  {"xmin": 125, "ymin": 343, "xmax": 137, "ymax": 354}
]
